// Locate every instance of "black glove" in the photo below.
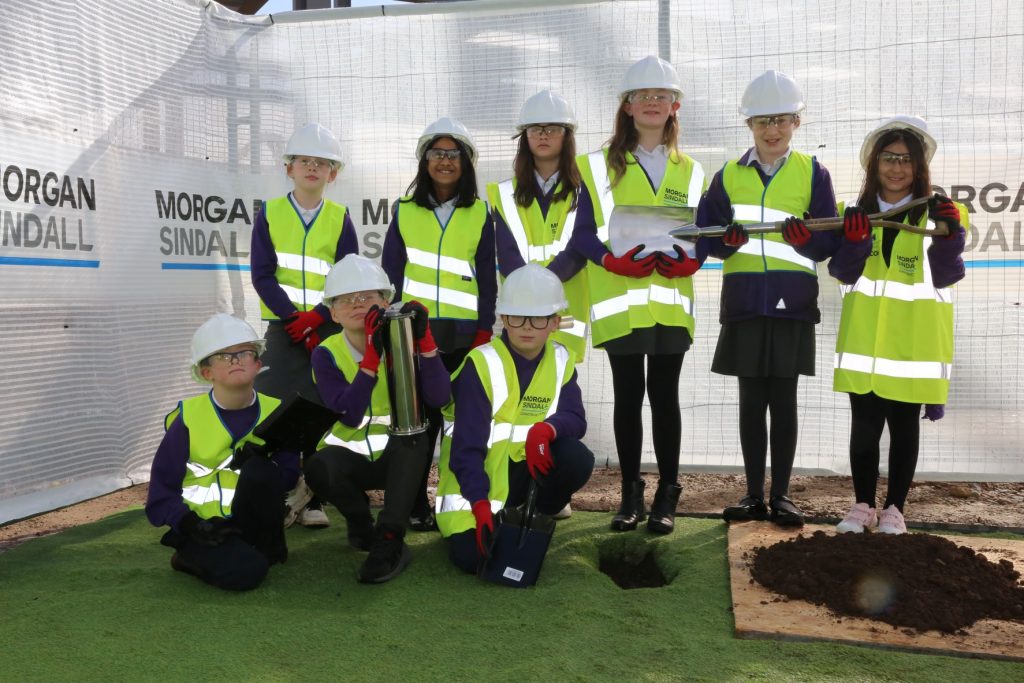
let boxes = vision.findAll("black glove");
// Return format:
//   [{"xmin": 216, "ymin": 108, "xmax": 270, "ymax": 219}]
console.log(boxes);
[
  {"xmin": 928, "ymin": 194, "xmax": 962, "ymax": 237},
  {"xmin": 723, "ymin": 223, "xmax": 749, "ymax": 247},
  {"xmin": 229, "ymin": 441, "xmax": 268, "ymax": 470},
  {"xmin": 178, "ymin": 511, "xmax": 239, "ymax": 548}
]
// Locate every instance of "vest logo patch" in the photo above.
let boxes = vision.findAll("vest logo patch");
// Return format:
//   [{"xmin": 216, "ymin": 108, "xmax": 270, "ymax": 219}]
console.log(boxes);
[
  {"xmin": 520, "ymin": 394, "xmax": 552, "ymax": 416},
  {"xmin": 896, "ymin": 254, "xmax": 919, "ymax": 276},
  {"xmin": 776, "ymin": 298, "xmax": 786, "ymax": 310},
  {"xmin": 662, "ymin": 188, "xmax": 688, "ymax": 206}
]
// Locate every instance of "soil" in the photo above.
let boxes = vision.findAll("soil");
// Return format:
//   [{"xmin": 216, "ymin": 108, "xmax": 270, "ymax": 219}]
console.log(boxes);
[
  {"xmin": 748, "ymin": 530, "xmax": 1024, "ymax": 634},
  {"xmin": 2, "ymin": 467, "xmax": 1023, "ymax": 553}
]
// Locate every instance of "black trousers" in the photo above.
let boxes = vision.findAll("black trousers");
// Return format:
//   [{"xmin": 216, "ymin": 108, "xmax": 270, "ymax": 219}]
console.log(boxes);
[
  {"xmin": 160, "ymin": 457, "xmax": 286, "ymax": 591},
  {"xmin": 606, "ymin": 353, "xmax": 685, "ymax": 485},
  {"xmin": 848, "ymin": 391, "xmax": 921, "ymax": 512},
  {"xmin": 413, "ymin": 347, "xmax": 471, "ymax": 513},
  {"xmin": 737, "ymin": 376, "xmax": 799, "ymax": 499},
  {"xmin": 304, "ymin": 433, "xmax": 432, "ymax": 530},
  {"xmin": 448, "ymin": 437, "xmax": 595, "ymax": 574}
]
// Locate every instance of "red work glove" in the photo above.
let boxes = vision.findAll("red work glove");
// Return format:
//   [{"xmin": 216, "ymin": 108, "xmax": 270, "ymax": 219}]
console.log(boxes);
[
  {"xmin": 525, "ymin": 422, "xmax": 555, "ymax": 480},
  {"xmin": 928, "ymin": 194, "xmax": 961, "ymax": 238},
  {"xmin": 655, "ymin": 245, "xmax": 700, "ymax": 278},
  {"xmin": 722, "ymin": 223, "xmax": 749, "ymax": 247},
  {"xmin": 843, "ymin": 206, "xmax": 871, "ymax": 243},
  {"xmin": 284, "ymin": 309, "xmax": 324, "ymax": 343},
  {"xmin": 471, "ymin": 329, "xmax": 492, "ymax": 349},
  {"xmin": 400, "ymin": 300, "xmax": 437, "ymax": 354},
  {"xmin": 303, "ymin": 331, "xmax": 321, "ymax": 354},
  {"xmin": 602, "ymin": 245, "xmax": 659, "ymax": 278},
  {"xmin": 782, "ymin": 216, "xmax": 811, "ymax": 247},
  {"xmin": 472, "ymin": 500, "xmax": 494, "ymax": 558},
  {"xmin": 358, "ymin": 305, "xmax": 386, "ymax": 373}
]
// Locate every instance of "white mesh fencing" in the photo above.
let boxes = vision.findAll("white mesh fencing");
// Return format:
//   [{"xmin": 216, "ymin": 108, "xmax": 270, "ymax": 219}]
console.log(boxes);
[{"xmin": 1, "ymin": 0, "xmax": 1021, "ymax": 521}]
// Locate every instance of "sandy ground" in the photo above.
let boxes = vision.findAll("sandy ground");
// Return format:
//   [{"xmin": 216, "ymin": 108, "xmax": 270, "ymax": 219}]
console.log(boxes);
[{"xmin": 3, "ymin": 467, "xmax": 1022, "ymax": 552}]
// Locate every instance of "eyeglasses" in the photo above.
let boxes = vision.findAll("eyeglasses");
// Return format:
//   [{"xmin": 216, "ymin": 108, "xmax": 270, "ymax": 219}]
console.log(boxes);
[
  {"xmin": 336, "ymin": 293, "xmax": 381, "ymax": 307},
  {"xmin": 628, "ymin": 92, "xmax": 676, "ymax": 104},
  {"xmin": 425, "ymin": 149, "xmax": 462, "ymax": 162},
  {"xmin": 877, "ymin": 151, "xmax": 914, "ymax": 166},
  {"xmin": 504, "ymin": 314, "xmax": 555, "ymax": 330},
  {"xmin": 207, "ymin": 350, "xmax": 259, "ymax": 365},
  {"xmin": 525, "ymin": 125, "xmax": 566, "ymax": 138},
  {"xmin": 748, "ymin": 114, "xmax": 799, "ymax": 130},
  {"xmin": 291, "ymin": 157, "xmax": 333, "ymax": 170}
]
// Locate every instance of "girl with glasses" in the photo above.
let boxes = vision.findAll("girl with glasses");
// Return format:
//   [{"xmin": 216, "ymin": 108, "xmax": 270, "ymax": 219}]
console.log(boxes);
[
  {"xmin": 696, "ymin": 70, "xmax": 838, "ymax": 528},
  {"xmin": 382, "ymin": 117, "xmax": 497, "ymax": 532},
  {"xmin": 829, "ymin": 116, "xmax": 967, "ymax": 535},
  {"xmin": 573, "ymin": 56, "xmax": 707, "ymax": 535}
]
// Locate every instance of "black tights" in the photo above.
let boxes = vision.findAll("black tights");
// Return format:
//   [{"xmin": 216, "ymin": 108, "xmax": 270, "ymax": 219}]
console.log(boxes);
[
  {"xmin": 737, "ymin": 376, "xmax": 799, "ymax": 499},
  {"xmin": 607, "ymin": 353, "xmax": 685, "ymax": 484},
  {"xmin": 849, "ymin": 392, "xmax": 920, "ymax": 512}
]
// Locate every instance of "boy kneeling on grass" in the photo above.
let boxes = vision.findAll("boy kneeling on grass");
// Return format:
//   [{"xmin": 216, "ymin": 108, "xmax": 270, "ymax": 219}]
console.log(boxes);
[
  {"xmin": 436, "ymin": 264, "xmax": 595, "ymax": 573},
  {"xmin": 146, "ymin": 314, "xmax": 300, "ymax": 591},
  {"xmin": 303, "ymin": 255, "xmax": 452, "ymax": 584}
]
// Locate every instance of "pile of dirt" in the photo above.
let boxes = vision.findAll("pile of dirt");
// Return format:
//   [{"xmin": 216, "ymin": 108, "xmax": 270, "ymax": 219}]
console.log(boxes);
[{"xmin": 749, "ymin": 531, "xmax": 1024, "ymax": 633}]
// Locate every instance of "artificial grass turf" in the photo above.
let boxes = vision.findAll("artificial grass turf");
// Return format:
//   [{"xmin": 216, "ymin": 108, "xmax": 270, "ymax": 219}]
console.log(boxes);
[{"xmin": 1, "ymin": 509, "xmax": 1022, "ymax": 682}]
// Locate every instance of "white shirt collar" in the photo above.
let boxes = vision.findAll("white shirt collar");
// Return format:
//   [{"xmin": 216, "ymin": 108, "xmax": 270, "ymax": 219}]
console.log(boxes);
[
  {"xmin": 429, "ymin": 194, "xmax": 457, "ymax": 209},
  {"xmin": 289, "ymin": 193, "xmax": 323, "ymax": 223},
  {"xmin": 535, "ymin": 170, "xmax": 560, "ymax": 195},
  {"xmin": 210, "ymin": 389, "xmax": 258, "ymax": 410},
  {"xmin": 633, "ymin": 143, "xmax": 668, "ymax": 159},
  {"xmin": 877, "ymin": 193, "xmax": 914, "ymax": 212},
  {"xmin": 747, "ymin": 146, "xmax": 792, "ymax": 177}
]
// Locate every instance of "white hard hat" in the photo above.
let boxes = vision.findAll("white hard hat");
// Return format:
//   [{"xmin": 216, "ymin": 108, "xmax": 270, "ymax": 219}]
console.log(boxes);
[
  {"xmin": 496, "ymin": 263, "xmax": 568, "ymax": 317},
  {"xmin": 190, "ymin": 314, "xmax": 265, "ymax": 384},
  {"xmin": 739, "ymin": 70, "xmax": 805, "ymax": 117},
  {"xmin": 323, "ymin": 254, "xmax": 394, "ymax": 305},
  {"xmin": 516, "ymin": 90, "xmax": 578, "ymax": 132},
  {"xmin": 283, "ymin": 123, "xmax": 344, "ymax": 170},
  {"xmin": 416, "ymin": 117, "xmax": 478, "ymax": 165},
  {"xmin": 619, "ymin": 56, "xmax": 683, "ymax": 102},
  {"xmin": 859, "ymin": 115, "xmax": 937, "ymax": 169}
]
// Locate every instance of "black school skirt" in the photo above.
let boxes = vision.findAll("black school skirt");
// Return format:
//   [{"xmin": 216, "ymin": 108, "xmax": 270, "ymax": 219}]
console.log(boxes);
[{"xmin": 711, "ymin": 317, "xmax": 815, "ymax": 378}]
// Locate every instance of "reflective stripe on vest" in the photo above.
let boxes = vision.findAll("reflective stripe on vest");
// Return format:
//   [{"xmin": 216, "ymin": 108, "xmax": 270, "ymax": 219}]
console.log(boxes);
[
  {"xmin": 833, "ymin": 207, "xmax": 964, "ymax": 404},
  {"xmin": 435, "ymin": 339, "xmax": 574, "ymax": 537},
  {"xmin": 495, "ymin": 179, "xmax": 578, "ymax": 263},
  {"xmin": 397, "ymin": 199, "xmax": 487, "ymax": 321},
  {"xmin": 578, "ymin": 148, "xmax": 704, "ymax": 346},
  {"xmin": 316, "ymin": 333, "xmax": 392, "ymax": 460},
  {"xmin": 175, "ymin": 392, "xmax": 279, "ymax": 519},
  {"xmin": 260, "ymin": 197, "xmax": 348, "ymax": 320},
  {"xmin": 722, "ymin": 153, "xmax": 816, "ymax": 277}
]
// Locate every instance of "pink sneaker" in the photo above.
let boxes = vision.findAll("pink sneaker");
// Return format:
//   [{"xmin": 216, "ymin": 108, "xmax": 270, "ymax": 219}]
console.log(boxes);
[
  {"xmin": 878, "ymin": 505, "xmax": 907, "ymax": 535},
  {"xmin": 836, "ymin": 502, "xmax": 878, "ymax": 533}
]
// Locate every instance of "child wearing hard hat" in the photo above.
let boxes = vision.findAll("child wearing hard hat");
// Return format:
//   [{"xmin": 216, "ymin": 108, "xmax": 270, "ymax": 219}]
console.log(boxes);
[
  {"xmin": 251, "ymin": 122, "xmax": 359, "ymax": 529},
  {"xmin": 695, "ymin": 70, "xmax": 839, "ymax": 528},
  {"xmin": 303, "ymin": 255, "xmax": 452, "ymax": 583},
  {"xmin": 145, "ymin": 314, "xmax": 300, "ymax": 591},
  {"xmin": 572, "ymin": 55, "xmax": 706, "ymax": 535},
  {"xmin": 435, "ymin": 264, "xmax": 594, "ymax": 573},
  {"xmin": 828, "ymin": 116, "xmax": 966, "ymax": 535},
  {"xmin": 382, "ymin": 117, "xmax": 497, "ymax": 532},
  {"xmin": 487, "ymin": 90, "xmax": 593, "ymax": 363}
]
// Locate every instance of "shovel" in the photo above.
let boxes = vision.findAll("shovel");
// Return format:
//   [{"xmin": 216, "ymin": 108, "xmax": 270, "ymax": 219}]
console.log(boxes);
[{"xmin": 478, "ymin": 479, "xmax": 556, "ymax": 588}]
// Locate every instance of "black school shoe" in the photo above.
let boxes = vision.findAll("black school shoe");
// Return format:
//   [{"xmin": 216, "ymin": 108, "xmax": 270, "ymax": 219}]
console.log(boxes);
[
  {"xmin": 722, "ymin": 496, "xmax": 769, "ymax": 522},
  {"xmin": 768, "ymin": 495, "xmax": 805, "ymax": 527},
  {"xmin": 357, "ymin": 525, "xmax": 412, "ymax": 584},
  {"xmin": 408, "ymin": 502, "xmax": 438, "ymax": 532}
]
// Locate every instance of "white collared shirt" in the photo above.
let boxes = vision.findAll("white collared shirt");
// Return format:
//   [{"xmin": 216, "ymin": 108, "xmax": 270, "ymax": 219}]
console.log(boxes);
[
  {"xmin": 289, "ymin": 193, "xmax": 324, "ymax": 226},
  {"xmin": 211, "ymin": 389, "xmax": 258, "ymax": 410},
  {"xmin": 747, "ymin": 147, "xmax": 792, "ymax": 177},
  {"xmin": 429, "ymin": 194, "xmax": 458, "ymax": 226},
  {"xmin": 633, "ymin": 144, "xmax": 669, "ymax": 190},
  {"xmin": 535, "ymin": 170, "xmax": 560, "ymax": 196},
  {"xmin": 877, "ymin": 193, "xmax": 914, "ymax": 212}
]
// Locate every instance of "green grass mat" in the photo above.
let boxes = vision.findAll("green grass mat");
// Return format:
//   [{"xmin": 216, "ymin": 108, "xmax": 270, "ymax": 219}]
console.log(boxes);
[{"xmin": 1, "ymin": 509, "xmax": 1021, "ymax": 682}]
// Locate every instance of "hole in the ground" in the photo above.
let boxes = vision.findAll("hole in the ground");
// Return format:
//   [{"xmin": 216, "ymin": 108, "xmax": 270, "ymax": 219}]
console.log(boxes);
[{"xmin": 599, "ymin": 543, "xmax": 668, "ymax": 589}]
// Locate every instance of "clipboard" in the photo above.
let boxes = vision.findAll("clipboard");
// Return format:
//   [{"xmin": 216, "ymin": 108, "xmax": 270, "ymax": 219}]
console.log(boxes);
[{"xmin": 253, "ymin": 393, "xmax": 338, "ymax": 454}]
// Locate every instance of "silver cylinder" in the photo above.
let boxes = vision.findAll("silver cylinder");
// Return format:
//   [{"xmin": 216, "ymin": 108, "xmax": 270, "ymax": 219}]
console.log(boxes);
[{"xmin": 383, "ymin": 306, "xmax": 427, "ymax": 435}]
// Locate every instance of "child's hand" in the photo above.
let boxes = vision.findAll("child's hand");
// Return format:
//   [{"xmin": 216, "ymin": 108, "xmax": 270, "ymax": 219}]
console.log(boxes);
[{"xmin": 284, "ymin": 309, "xmax": 325, "ymax": 342}]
